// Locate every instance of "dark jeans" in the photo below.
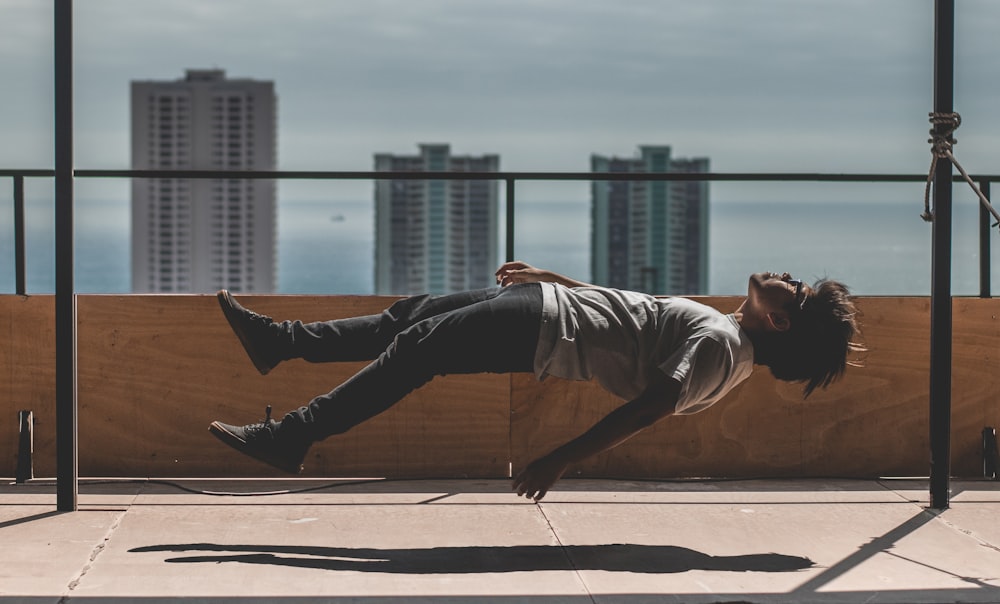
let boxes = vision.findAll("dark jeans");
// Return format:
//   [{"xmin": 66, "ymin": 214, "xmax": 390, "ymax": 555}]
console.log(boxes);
[{"xmin": 280, "ymin": 283, "xmax": 543, "ymax": 441}]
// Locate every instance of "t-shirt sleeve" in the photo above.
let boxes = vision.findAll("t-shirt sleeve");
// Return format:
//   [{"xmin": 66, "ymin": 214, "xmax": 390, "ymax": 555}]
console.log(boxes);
[{"xmin": 658, "ymin": 336, "xmax": 731, "ymax": 415}]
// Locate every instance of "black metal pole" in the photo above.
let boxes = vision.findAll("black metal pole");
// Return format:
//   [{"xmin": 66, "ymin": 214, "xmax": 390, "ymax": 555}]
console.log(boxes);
[
  {"xmin": 54, "ymin": 0, "xmax": 77, "ymax": 512},
  {"xmin": 979, "ymin": 180, "xmax": 991, "ymax": 298},
  {"xmin": 14, "ymin": 176, "xmax": 25, "ymax": 296},
  {"xmin": 929, "ymin": 0, "xmax": 954, "ymax": 511},
  {"xmin": 505, "ymin": 178, "xmax": 515, "ymax": 262}
]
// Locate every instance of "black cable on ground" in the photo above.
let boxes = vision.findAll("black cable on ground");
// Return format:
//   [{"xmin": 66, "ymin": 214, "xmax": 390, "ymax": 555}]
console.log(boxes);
[
  {"xmin": 16, "ymin": 477, "xmax": 390, "ymax": 497},
  {"xmin": 10, "ymin": 475, "xmax": 971, "ymax": 498}
]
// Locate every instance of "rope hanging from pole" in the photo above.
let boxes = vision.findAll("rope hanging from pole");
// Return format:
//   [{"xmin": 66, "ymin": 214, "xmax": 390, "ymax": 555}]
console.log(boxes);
[{"xmin": 923, "ymin": 111, "xmax": 1000, "ymax": 228}]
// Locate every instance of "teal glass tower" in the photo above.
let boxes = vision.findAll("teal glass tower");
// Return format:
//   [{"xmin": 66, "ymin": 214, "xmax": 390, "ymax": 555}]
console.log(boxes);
[{"xmin": 591, "ymin": 146, "xmax": 709, "ymax": 295}]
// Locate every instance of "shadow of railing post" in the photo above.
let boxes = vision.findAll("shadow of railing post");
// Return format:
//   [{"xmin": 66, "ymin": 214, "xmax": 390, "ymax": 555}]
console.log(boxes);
[{"xmin": 791, "ymin": 509, "xmax": 938, "ymax": 596}]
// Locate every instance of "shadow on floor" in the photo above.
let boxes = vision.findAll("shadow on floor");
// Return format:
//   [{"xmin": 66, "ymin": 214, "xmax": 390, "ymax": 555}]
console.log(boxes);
[{"xmin": 131, "ymin": 542, "xmax": 814, "ymax": 574}]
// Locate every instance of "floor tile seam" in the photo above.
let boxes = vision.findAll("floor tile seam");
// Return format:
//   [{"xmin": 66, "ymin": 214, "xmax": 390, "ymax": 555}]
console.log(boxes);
[
  {"xmin": 877, "ymin": 479, "xmax": 930, "ymax": 505},
  {"xmin": 59, "ymin": 483, "xmax": 142, "ymax": 600},
  {"xmin": 58, "ymin": 508, "xmax": 127, "ymax": 600},
  {"xmin": 536, "ymin": 502, "xmax": 597, "ymax": 604},
  {"xmin": 880, "ymin": 480, "xmax": 1000, "ymax": 557},
  {"xmin": 934, "ymin": 513, "xmax": 1000, "ymax": 556}
]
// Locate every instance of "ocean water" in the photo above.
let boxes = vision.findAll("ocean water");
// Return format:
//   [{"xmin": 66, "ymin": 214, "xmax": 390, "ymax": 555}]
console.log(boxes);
[{"xmin": 0, "ymin": 197, "xmax": 997, "ymax": 296}]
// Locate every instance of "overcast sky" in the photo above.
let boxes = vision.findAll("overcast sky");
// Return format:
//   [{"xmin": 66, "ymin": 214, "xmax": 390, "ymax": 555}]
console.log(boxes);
[{"xmin": 2, "ymin": 0, "xmax": 999, "ymax": 203}]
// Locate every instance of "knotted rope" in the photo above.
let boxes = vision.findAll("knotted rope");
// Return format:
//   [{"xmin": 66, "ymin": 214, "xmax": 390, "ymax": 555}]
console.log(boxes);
[{"xmin": 922, "ymin": 111, "xmax": 999, "ymax": 228}]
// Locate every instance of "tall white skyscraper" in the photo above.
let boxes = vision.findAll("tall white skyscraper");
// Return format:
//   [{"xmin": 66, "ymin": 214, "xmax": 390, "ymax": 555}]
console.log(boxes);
[
  {"xmin": 374, "ymin": 144, "xmax": 499, "ymax": 295},
  {"xmin": 591, "ymin": 146, "xmax": 709, "ymax": 295},
  {"xmin": 130, "ymin": 69, "xmax": 277, "ymax": 293}
]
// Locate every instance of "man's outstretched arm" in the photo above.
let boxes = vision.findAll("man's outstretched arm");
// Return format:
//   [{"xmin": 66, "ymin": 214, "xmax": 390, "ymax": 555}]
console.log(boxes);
[
  {"xmin": 512, "ymin": 375, "xmax": 680, "ymax": 501},
  {"xmin": 495, "ymin": 260, "xmax": 594, "ymax": 289}
]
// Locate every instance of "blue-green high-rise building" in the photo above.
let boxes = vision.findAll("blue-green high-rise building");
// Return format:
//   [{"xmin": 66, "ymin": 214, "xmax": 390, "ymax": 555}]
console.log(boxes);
[
  {"xmin": 374, "ymin": 144, "xmax": 499, "ymax": 295},
  {"xmin": 591, "ymin": 146, "xmax": 709, "ymax": 295}
]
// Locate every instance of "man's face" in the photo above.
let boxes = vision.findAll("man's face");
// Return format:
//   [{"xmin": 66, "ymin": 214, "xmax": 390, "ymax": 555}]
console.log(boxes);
[{"xmin": 747, "ymin": 272, "xmax": 808, "ymax": 313}]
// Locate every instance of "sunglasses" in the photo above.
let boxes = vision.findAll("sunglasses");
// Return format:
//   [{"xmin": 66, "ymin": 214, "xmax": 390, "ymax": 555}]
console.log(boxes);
[{"xmin": 788, "ymin": 279, "xmax": 806, "ymax": 310}]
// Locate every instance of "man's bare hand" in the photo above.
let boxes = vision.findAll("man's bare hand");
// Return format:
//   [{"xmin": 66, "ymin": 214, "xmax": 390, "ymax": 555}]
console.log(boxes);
[
  {"xmin": 495, "ymin": 261, "xmax": 592, "ymax": 289},
  {"xmin": 512, "ymin": 381, "xmax": 679, "ymax": 502},
  {"xmin": 512, "ymin": 454, "xmax": 568, "ymax": 501},
  {"xmin": 495, "ymin": 261, "xmax": 546, "ymax": 286}
]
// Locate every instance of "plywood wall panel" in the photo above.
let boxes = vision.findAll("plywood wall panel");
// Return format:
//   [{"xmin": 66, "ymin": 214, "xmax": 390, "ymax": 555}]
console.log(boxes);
[
  {"xmin": 510, "ymin": 297, "xmax": 938, "ymax": 479},
  {"xmin": 3, "ymin": 294, "xmax": 998, "ymax": 480},
  {"xmin": 952, "ymin": 298, "xmax": 1000, "ymax": 476},
  {"xmin": 0, "ymin": 296, "xmax": 56, "ymax": 477},
  {"xmin": 73, "ymin": 295, "xmax": 510, "ymax": 478}
]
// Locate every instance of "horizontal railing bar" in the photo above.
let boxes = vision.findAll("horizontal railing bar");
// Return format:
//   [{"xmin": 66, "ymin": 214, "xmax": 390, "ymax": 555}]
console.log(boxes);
[
  {"xmin": 2, "ymin": 168, "xmax": 996, "ymax": 185},
  {"xmin": 0, "ymin": 169, "xmax": 56, "ymax": 177},
  {"xmin": 70, "ymin": 169, "xmax": 996, "ymax": 182}
]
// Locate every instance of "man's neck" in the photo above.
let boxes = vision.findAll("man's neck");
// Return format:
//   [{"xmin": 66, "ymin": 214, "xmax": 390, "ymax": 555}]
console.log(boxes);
[{"xmin": 733, "ymin": 298, "xmax": 748, "ymax": 328}]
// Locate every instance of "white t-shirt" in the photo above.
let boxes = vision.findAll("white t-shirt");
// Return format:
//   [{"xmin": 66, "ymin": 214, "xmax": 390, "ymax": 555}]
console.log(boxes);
[{"xmin": 533, "ymin": 282, "xmax": 755, "ymax": 415}]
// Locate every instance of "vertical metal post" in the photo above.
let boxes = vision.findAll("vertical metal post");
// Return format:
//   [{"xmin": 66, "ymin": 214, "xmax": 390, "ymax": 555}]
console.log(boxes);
[
  {"xmin": 929, "ymin": 0, "xmax": 954, "ymax": 510},
  {"xmin": 979, "ymin": 180, "xmax": 991, "ymax": 298},
  {"xmin": 14, "ymin": 176, "xmax": 25, "ymax": 296},
  {"xmin": 54, "ymin": 0, "xmax": 77, "ymax": 512},
  {"xmin": 505, "ymin": 178, "xmax": 515, "ymax": 262}
]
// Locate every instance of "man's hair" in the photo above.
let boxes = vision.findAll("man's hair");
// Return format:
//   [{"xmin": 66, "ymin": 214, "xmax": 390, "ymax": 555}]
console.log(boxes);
[{"xmin": 757, "ymin": 279, "xmax": 863, "ymax": 397}]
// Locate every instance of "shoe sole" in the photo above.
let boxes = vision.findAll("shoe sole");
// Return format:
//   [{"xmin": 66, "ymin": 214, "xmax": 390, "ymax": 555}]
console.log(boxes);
[
  {"xmin": 208, "ymin": 422, "xmax": 304, "ymax": 474},
  {"xmin": 217, "ymin": 290, "xmax": 274, "ymax": 376}
]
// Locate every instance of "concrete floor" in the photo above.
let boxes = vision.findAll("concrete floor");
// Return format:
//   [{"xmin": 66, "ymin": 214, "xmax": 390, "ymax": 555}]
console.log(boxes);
[{"xmin": 1, "ymin": 477, "xmax": 999, "ymax": 603}]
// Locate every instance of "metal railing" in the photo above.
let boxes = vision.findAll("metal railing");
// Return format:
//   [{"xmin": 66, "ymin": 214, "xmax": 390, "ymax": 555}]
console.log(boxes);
[
  {"xmin": 2, "ymin": 169, "xmax": 55, "ymax": 296},
  {"xmin": 14, "ymin": 0, "xmax": 967, "ymax": 517},
  {"xmin": 3, "ymin": 168, "xmax": 997, "ymax": 297},
  {"xmin": 13, "ymin": 164, "xmax": 995, "ymax": 515}
]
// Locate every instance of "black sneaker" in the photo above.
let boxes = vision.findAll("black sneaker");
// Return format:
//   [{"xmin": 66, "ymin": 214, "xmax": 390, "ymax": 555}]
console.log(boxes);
[
  {"xmin": 209, "ymin": 406, "xmax": 308, "ymax": 474},
  {"xmin": 217, "ymin": 289, "xmax": 283, "ymax": 375}
]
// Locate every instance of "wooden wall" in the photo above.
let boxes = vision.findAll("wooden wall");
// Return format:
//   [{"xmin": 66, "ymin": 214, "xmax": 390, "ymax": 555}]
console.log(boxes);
[{"xmin": 2, "ymin": 294, "xmax": 998, "ymax": 480}]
